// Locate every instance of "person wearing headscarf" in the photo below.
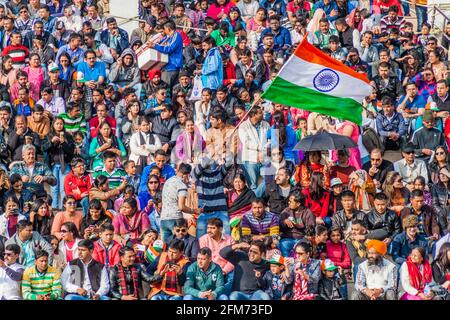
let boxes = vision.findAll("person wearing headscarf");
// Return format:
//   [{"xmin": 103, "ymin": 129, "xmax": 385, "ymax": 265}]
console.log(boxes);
[{"xmin": 352, "ymin": 239, "xmax": 398, "ymax": 300}]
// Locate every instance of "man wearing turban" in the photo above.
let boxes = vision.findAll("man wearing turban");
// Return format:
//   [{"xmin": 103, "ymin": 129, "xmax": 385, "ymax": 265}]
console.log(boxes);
[{"xmin": 352, "ymin": 239, "xmax": 398, "ymax": 300}]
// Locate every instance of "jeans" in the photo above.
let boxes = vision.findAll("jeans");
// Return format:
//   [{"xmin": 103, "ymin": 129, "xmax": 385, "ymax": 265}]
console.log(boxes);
[
  {"xmin": 79, "ymin": 197, "xmax": 90, "ymax": 218},
  {"xmin": 242, "ymin": 161, "xmax": 262, "ymax": 191},
  {"xmin": 229, "ymin": 290, "xmax": 271, "ymax": 300},
  {"xmin": 416, "ymin": 5, "xmax": 428, "ymax": 31},
  {"xmin": 151, "ymin": 292, "xmax": 183, "ymax": 300},
  {"xmin": 162, "ymin": 70, "xmax": 180, "ymax": 89},
  {"xmin": 196, "ymin": 211, "xmax": 230, "ymax": 238},
  {"xmin": 64, "ymin": 294, "xmax": 110, "ymax": 300},
  {"xmin": 160, "ymin": 219, "xmax": 178, "ymax": 243},
  {"xmin": 401, "ymin": 0, "xmax": 410, "ymax": 16},
  {"xmin": 278, "ymin": 238, "xmax": 298, "ymax": 257},
  {"xmin": 254, "ymin": 182, "xmax": 266, "ymax": 198},
  {"xmin": 223, "ymin": 271, "xmax": 234, "ymax": 296},
  {"xmin": 184, "ymin": 294, "xmax": 229, "ymax": 300},
  {"xmin": 51, "ymin": 164, "xmax": 71, "ymax": 209}
]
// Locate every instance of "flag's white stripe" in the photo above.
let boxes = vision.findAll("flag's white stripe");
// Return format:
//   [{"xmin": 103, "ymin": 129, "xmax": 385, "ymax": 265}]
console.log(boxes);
[{"xmin": 278, "ymin": 54, "xmax": 372, "ymax": 102}]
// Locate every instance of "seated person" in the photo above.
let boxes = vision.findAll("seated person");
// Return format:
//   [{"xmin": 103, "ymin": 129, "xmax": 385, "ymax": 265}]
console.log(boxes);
[
  {"xmin": 393, "ymin": 143, "xmax": 429, "ymax": 189},
  {"xmin": 241, "ymin": 199, "xmax": 280, "ymax": 241},
  {"xmin": 376, "ymin": 96, "xmax": 406, "ymax": 151},
  {"xmin": 165, "ymin": 219, "xmax": 199, "ymax": 263}
]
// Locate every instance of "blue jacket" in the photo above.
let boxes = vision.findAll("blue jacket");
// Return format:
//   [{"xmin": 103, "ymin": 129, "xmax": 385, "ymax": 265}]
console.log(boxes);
[
  {"xmin": 314, "ymin": 0, "xmax": 340, "ymax": 22},
  {"xmin": 260, "ymin": 27, "xmax": 292, "ymax": 48},
  {"xmin": 201, "ymin": 47, "xmax": 223, "ymax": 90},
  {"xmin": 391, "ymin": 231, "xmax": 428, "ymax": 266},
  {"xmin": 260, "ymin": 0, "xmax": 287, "ymax": 17},
  {"xmin": 138, "ymin": 163, "xmax": 176, "ymax": 194},
  {"xmin": 267, "ymin": 125, "xmax": 298, "ymax": 163},
  {"xmin": 100, "ymin": 28, "xmax": 130, "ymax": 55},
  {"xmin": 376, "ymin": 111, "xmax": 407, "ymax": 138},
  {"xmin": 154, "ymin": 31, "xmax": 184, "ymax": 72}
]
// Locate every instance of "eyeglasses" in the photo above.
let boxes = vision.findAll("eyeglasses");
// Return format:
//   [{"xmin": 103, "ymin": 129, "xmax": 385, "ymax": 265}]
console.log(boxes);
[
  {"xmin": 174, "ymin": 228, "xmax": 187, "ymax": 233},
  {"xmin": 395, "ymin": 179, "xmax": 403, "ymax": 183},
  {"xmin": 66, "ymin": 202, "xmax": 76, "ymax": 206}
]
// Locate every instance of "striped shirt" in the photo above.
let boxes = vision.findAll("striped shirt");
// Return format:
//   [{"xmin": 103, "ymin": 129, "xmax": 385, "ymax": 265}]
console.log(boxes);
[
  {"xmin": 22, "ymin": 265, "xmax": 62, "ymax": 300},
  {"xmin": 193, "ymin": 164, "xmax": 229, "ymax": 213},
  {"xmin": 60, "ymin": 113, "xmax": 87, "ymax": 135},
  {"xmin": 241, "ymin": 212, "xmax": 280, "ymax": 237},
  {"xmin": 93, "ymin": 167, "xmax": 127, "ymax": 190},
  {"xmin": 380, "ymin": 16, "xmax": 406, "ymax": 32}
]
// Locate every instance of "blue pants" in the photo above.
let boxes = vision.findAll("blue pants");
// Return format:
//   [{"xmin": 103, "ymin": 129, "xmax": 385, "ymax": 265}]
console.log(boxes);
[
  {"xmin": 416, "ymin": 5, "xmax": 428, "ymax": 31},
  {"xmin": 64, "ymin": 294, "xmax": 110, "ymax": 300},
  {"xmin": 254, "ymin": 182, "xmax": 266, "ymax": 198},
  {"xmin": 229, "ymin": 290, "xmax": 271, "ymax": 300},
  {"xmin": 223, "ymin": 271, "xmax": 234, "ymax": 296},
  {"xmin": 242, "ymin": 162, "xmax": 262, "ymax": 191},
  {"xmin": 160, "ymin": 219, "xmax": 178, "ymax": 243},
  {"xmin": 196, "ymin": 211, "xmax": 230, "ymax": 239},
  {"xmin": 278, "ymin": 238, "xmax": 298, "ymax": 257},
  {"xmin": 51, "ymin": 164, "xmax": 71, "ymax": 209},
  {"xmin": 184, "ymin": 294, "xmax": 229, "ymax": 300},
  {"xmin": 79, "ymin": 197, "xmax": 90, "ymax": 218},
  {"xmin": 151, "ymin": 292, "xmax": 183, "ymax": 300},
  {"xmin": 401, "ymin": 0, "xmax": 410, "ymax": 16}
]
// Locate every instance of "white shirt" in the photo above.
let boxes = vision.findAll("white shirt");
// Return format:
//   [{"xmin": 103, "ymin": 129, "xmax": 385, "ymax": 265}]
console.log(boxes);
[
  {"xmin": 61, "ymin": 259, "xmax": 110, "ymax": 297},
  {"xmin": 0, "ymin": 262, "xmax": 24, "ymax": 300}
]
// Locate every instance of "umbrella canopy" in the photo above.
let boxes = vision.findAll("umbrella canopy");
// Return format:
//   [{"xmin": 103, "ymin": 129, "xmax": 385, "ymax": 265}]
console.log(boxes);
[{"xmin": 293, "ymin": 131, "xmax": 357, "ymax": 151}]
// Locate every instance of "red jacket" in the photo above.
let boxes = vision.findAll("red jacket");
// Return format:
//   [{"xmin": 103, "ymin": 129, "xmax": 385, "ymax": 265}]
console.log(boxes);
[
  {"xmin": 64, "ymin": 171, "xmax": 92, "ymax": 201},
  {"xmin": 92, "ymin": 240, "xmax": 122, "ymax": 268},
  {"xmin": 302, "ymin": 188, "xmax": 330, "ymax": 218},
  {"xmin": 223, "ymin": 60, "xmax": 236, "ymax": 86},
  {"xmin": 325, "ymin": 240, "xmax": 352, "ymax": 269},
  {"xmin": 88, "ymin": 116, "xmax": 117, "ymax": 139}
]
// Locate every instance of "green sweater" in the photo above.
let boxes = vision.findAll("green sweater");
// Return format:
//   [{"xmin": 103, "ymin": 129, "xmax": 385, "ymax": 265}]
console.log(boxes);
[
  {"xmin": 60, "ymin": 113, "xmax": 87, "ymax": 135},
  {"xmin": 210, "ymin": 29, "xmax": 236, "ymax": 47},
  {"xmin": 183, "ymin": 261, "xmax": 225, "ymax": 298}
]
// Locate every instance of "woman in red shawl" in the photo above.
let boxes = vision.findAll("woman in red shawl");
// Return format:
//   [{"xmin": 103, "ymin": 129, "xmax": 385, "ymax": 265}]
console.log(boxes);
[
  {"xmin": 400, "ymin": 247, "xmax": 435, "ymax": 300},
  {"xmin": 346, "ymin": 8, "xmax": 364, "ymax": 32},
  {"xmin": 294, "ymin": 151, "xmax": 330, "ymax": 189}
]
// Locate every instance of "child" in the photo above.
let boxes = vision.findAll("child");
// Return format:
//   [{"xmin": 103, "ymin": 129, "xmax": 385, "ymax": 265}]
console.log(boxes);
[
  {"xmin": 255, "ymin": 254, "xmax": 292, "ymax": 300},
  {"xmin": 73, "ymin": 131, "xmax": 90, "ymax": 166},
  {"xmin": 318, "ymin": 259, "xmax": 345, "ymax": 300},
  {"xmin": 295, "ymin": 117, "xmax": 308, "ymax": 141},
  {"xmin": 124, "ymin": 160, "xmax": 140, "ymax": 193},
  {"xmin": 264, "ymin": 235, "xmax": 281, "ymax": 261},
  {"xmin": 413, "ymin": 176, "xmax": 432, "ymax": 206},
  {"xmin": 113, "ymin": 185, "xmax": 141, "ymax": 213}
]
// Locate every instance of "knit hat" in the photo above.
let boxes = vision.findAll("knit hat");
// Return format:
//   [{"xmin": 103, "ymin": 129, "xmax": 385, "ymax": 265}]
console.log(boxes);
[
  {"xmin": 330, "ymin": 178, "xmax": 343, "ymax": 188},
  {"xmin": 321, "ymin": 259, "xmax": 338, "ymax": 271},
  {"xmin": 269, "ymin": 253, "xmax": 284, "ymax": 266},
  {"xmin": 402, "ymin": 215, "xmax": 418, "ymax": 230},
  {"xmin": 422, "ymin": 109, "xmax": 435, "ymax": 122},
  {"xmin": 366, "ymin": 239, "xmax": 387, "ymax": 256}
]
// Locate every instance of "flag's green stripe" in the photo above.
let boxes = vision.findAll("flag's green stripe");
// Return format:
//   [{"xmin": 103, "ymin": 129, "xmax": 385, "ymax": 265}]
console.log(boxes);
[{"xmin": 261, "ymin": 76, "xmax": 363, "ymax": 125}]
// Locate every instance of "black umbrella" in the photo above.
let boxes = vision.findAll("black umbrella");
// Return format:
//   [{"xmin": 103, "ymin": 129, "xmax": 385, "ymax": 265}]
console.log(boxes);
[{"xmin": 293, "ymin": 130, "xmax": 357, "ymax": 151}]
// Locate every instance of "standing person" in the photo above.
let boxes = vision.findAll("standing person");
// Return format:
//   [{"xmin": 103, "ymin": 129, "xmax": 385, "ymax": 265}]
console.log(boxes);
[
  {"xmin": 61, "ymin": 239, "xmax": 110, "ymax": 300},
  {"xmin": 160, "ymin": 163, "xmax": 201, "ymax": 243},
  {"xmin": 21, "ymin": 250, "xmax": 62, "ymax": 300},
  {"xmin": 183, "ymin": 247, "xmax": 228, "ymax": 300},
  {"xmin": 198, "ymin": 36, "xmax": 223, "ymax": 91},
  {"xmin": 0, "ymin": 244, "xmax": 24, "ymax": 300},
  {"xmin": 238, "ymin": 106, "xmax": 270, "ymax": 192},
  {"xmin": 219, "ymin": 240, "xmax": 271, "ymax": 300},
  {"xmin": 146, "ymin": 20, "xmax": 183, "ymax": 88},
  {"xmin": 399, "ymin": 247, "xmax": 436, "ymax": 300},
  {"xmin": 352, "ymin": 239, "xmax": 398, "ymax": 300}
]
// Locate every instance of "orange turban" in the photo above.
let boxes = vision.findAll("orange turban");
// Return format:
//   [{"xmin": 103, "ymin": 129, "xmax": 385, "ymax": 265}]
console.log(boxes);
[{"xmin": 366, "ymin": 240, "xmax": 387, "ymax": 256}]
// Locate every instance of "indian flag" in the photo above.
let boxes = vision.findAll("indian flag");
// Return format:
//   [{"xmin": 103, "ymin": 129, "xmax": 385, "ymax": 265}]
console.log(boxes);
[
  {"xmin": 261, "ymin": 38, "xmax": 372, "ymax": 125},
  {"xmin": 145, "ymin": 242, "xmax": 163, "ymax": 263}
]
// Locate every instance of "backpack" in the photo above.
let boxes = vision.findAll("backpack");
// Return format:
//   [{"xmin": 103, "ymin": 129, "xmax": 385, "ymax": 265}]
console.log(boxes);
[{"xmin": 362, "ymin": 127, "xmax": 384, "ymax": 153}]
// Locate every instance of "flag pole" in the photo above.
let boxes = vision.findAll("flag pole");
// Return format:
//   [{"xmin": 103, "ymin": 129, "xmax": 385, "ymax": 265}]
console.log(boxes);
[{"xmin": 232, "ymin": 96, "xmax": 262, "ymax": 134}]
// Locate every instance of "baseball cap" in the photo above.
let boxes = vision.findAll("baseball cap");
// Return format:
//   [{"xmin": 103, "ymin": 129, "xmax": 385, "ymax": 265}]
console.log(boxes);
[
  {"xmin": 75, "ymin": 71, "xmax": 87, "ymax": 83},
  {"xmin": 402, "ymin": 142, "xmax": 415, "ymax": 153},
  {"xmin": 330, "ymin": 178, "xmax": 343, "ymax": 188},
  {"xmin": 269, "ymin": 253, "xmax": 284, "ymax": 266},
  {"xmin": 48, "ymin": 62, "xmax": 59, "ymax": 73},
  {"xmin": 321, "ymin": 259, "xmax": 338, "ymax": 271}
]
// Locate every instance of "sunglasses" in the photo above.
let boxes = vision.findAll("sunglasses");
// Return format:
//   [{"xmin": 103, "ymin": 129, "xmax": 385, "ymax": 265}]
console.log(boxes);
[
  {"xmin": 436, "ymin": 152, "xmax": 445, "ymax": 155},
  {"xmin": 149, "ymin": 181, "xmax": 159, "ymax": 184},
  {"xmin": 175, "ymin": 228, "xmax": 187, "ymax": 233},
  {"xmin": 404, "ymin": 151, "xmax": 414, "ymax": 155}
]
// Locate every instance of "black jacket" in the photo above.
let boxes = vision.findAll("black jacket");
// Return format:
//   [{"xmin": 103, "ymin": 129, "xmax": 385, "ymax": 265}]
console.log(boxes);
[
  {"xmin": 366, "ymin": 209, "xmax": 401, "ymax": 241},
  {"xmin": 109, "ymin": 263, "xmax": 157, "ymax": 299},
  {"xmin": 144, "ymin": 111, "xmax": 179, "ymax": 148},
  {"xmin": 431, "ymin": 183, "xmax": 450, "ymax": 222},
  {"xmin": 42, "ymin": 131, "xmax": 75, "ymax": 168},
  {"xmin": 0, "ymin": 234, "xmax": 5, "ymax": 258},
  {"xmin": 68, "ymin": 258, "xmax": 105, "ymax": 293},
  {"xmin": 7, "ymin": 128, "xmax": 42, "ymax": 161},
  {"xmin": 263, "ymin": 182, "xmax": 292, "ymax": 215},
  {"xmin": 211, "ymin": 95, "xmax": 240, "ymax": 124},
  {"xmin": 166, "ymin": 234, "xmax": 199, "ymax": 263},
  {"xmin": 372, "ymin": 75, "xmax": 403, "ymax": 100},
  {"xmin": 362, "ymin": 159, "xmax": 393, "ymax": 185},
  {"xmin": 318, "ymin": 276, "xmax": 344, "ymax": 300},
  {"xmin": 331, "ymin": 209, "xmax": 367, "ymax": 232}
]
